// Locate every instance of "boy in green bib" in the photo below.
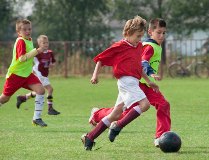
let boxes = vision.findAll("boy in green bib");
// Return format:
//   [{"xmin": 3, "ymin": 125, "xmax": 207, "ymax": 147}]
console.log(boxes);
[{"xmin": 0, "ymin": 19, "xmax": 47, "ymax": 127}]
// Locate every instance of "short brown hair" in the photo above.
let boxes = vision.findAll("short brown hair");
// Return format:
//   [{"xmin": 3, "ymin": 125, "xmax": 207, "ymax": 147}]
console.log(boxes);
[
  {"xmin": 123, "ymin": 15, "xmax": 146, "ymax": 37},
  {"xmin": 16, "ymin": 19, "xmax": 31, "ymax": 32},
  {"xmin": 148, "ymin": 18, "xmax": 166, "ymax": 30}
]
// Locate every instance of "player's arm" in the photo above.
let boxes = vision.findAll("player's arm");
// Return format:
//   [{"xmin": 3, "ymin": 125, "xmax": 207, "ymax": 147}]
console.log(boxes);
[
  {"xmin": 19, "ymin": 48, "xmax": 43, "ymax": 62},
  {"xmin": 142, "ymin": 45, "xmax": 161, "ymax": 81},
  {"xmin": 91, "ymin": 61, "xmax": 102, "ymax": 84},
  {"xmin": 141, "ymin": 70, "xmax": 159, "ymax": 92}
]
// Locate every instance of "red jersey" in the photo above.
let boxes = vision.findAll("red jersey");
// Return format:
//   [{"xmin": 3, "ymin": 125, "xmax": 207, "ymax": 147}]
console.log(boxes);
[
  {"xmin": 94, "ymin": 39, "xmax": 143, "ymax": 79},
  {"xmin": 33, "ymin": 50, "xmax": 56, "ymax": 77}
]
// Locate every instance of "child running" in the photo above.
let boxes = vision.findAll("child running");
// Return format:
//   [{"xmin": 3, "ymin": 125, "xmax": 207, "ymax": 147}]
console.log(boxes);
[
  {"xmin": 16, "ymin": 35, "xmax": 60, "ymax": 115},
  {"xmin": 81, "ymin": 15, "xmax": 159, "ymax": 151},
  {"xmin": 0, "ymin": 19, "xmax": 47, "ymax": 127},
  {"xmin": 88, "ymin": 18, "xmax": 170, "ymax": 147}
]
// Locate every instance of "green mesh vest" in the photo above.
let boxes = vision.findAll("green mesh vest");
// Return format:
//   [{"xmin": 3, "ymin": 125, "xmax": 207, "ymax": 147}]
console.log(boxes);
[
  {"xmin": 6, "ymin": 37, "xmax": 34, "ymax": 78},
  {"xmin": 140, "ymin": 42, "xmax": 162, "ymax": 84}
]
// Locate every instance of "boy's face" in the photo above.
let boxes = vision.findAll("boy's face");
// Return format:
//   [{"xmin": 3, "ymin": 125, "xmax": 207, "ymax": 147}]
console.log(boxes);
[
  {"xmin": 148, "ymin": 26, "xmax": 166, "ymax": 45},
  {"xmin": 127, "ymin": 30, "xmax": 144, "ymax": 46},
  {"xmin": 38, "ymin": 38, "xmax": 49, "ymax": 51},
  {"xmin": 17, "ymin": 23, "xmax": 32, "ymax": 39}
]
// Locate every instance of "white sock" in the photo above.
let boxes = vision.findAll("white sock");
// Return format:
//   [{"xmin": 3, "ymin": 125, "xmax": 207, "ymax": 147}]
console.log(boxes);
[
  {"xmin": 102, "ymin": 117, "xmax": 111, "ymax": 127},
  {"xmin": 33, "ymin": 94, "xmax": 44, "ymax": 120},
  {"xmin": 133, "ymin": 105, "xmax": 142, "ymax": 114}
]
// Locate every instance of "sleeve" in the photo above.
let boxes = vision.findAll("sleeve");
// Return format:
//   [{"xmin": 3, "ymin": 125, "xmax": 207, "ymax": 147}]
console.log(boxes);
[
  {"xmin": 141, "ymin": 44, "xmax": 155, "ymax": 75},
  {"xmin": 49, "ymin": 50, "xmax": 56, "ymax": 63},
  {"xmin": 141, "ymin": 45, "xmax": 154, "ymax": 61},
  {"xmin": 16, "ymin": 39, "xmax": 26, "ymax": 60},
  {"xmin": 142, "ymin": 61, "xmax": 155, "ymax": 76},
  {"xmin": 93, "ymin": 46, "xmax": 116, "ymax": 66}
]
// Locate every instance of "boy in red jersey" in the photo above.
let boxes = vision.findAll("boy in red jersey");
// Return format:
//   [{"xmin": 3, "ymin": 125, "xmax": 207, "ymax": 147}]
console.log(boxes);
[
  {"xmin": 81, "ymin": 16, "xmax": 159, "ymax": 151},
  {"xmin": 0, "ymin": 19, "xmax": 47, "ymax": 127},
  {"xmin": 88, "ymin": 18, "xmax": 170, "ymax": 147},
  {"xmin": 16, "ymin": 35, "xmax": 60, "ymax": 115}
]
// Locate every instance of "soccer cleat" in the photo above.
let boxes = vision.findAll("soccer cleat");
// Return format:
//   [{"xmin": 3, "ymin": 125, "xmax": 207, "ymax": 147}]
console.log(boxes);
[
  {"xmin": 81, "ymin": 133, "xmax": 95, "ymax": 151},
  {"xmin": 88, "ymin": 107, "xmax": 99, "ymax": 127},
  {"xmin": 108, "ymin": 121, "xmax": 122, "ymax": 142},
  {"xmin": 32, "ymin": 118, "xmax": 47, "ymax": 127},
  {"xmin": 16, "ymin": 96, "xmax": 26, "ymax": 109},
  {"xmin": 154, "ymin": 138, "xmax": 160, "ymax": 148},
  {"xmin": 48, "ymin": 108, "xmax": 60, "ymax": 115}
]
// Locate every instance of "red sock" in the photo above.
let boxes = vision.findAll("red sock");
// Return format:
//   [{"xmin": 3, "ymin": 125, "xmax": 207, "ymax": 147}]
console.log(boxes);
[
  {"xmin": 117, "ymin": 108, "xmax": 141, "ymax": 128},
  {"xmin": 87, "ymin": 121, "xmax": 108, "ymax": 141}
]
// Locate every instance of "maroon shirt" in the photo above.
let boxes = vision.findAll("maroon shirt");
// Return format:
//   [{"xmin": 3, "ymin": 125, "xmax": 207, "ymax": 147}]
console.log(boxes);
[{"xmin": 33, "ymin": 50, "xmax": 56, "ymax": 77}]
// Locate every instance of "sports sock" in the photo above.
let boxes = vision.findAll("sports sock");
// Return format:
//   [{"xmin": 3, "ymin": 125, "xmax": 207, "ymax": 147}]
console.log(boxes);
[
  {"xmin": 87, "ymin": 117, "xmax": 110, "ymax": 141},
  {"xmin": 117, "ymin": 106, "xmax": 141, "ymax": 128},
  {"xmin": 33, "ymin": 94, "xmax": 44, "ymax": 120},
  {"xmin": 47, "ymin": 95, "xmax": 53, "ymax": 110}
]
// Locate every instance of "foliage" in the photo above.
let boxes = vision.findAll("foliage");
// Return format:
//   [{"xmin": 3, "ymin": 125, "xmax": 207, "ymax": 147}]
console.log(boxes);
[
  {"xmin": 111, "ymin": 0, "xmax": 209, "ymax": 36},
  {"xmin": 29, "ymin": 0, "xmax": 112, "ymax": 41},
  {"xmin": 0, "ymin": 0, "xmax": 15, "ymax": 40}
]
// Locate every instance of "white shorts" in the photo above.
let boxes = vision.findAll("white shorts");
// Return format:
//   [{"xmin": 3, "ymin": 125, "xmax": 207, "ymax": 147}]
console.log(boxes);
[
  {"xmin": 36, "ymin": 74, "xmax": 50, "ymax": 87},
  {"xmin": 115, "ymin": 76, "xmax": 146, "ymax": 110}
]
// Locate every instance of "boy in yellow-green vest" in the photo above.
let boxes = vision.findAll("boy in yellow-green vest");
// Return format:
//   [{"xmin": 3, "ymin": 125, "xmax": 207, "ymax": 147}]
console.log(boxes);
[
  {"xmin": 87, "ymin": 18, "xmax": 171, "ymax": 148},
  {"xmin": 0, "ymin": 19, "xmax": 47, "ymax": 127}
]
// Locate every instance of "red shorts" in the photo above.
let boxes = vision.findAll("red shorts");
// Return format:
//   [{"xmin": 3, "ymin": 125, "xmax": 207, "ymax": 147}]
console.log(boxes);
[{"xmin": 3, "ymin": 73, "xmax": 41, "ymax": 96}]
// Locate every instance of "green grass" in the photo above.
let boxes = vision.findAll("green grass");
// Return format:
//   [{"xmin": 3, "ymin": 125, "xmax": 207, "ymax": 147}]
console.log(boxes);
[{"xmin": 0, "ymin": 77, "xmax": 209, "ymax": 160}]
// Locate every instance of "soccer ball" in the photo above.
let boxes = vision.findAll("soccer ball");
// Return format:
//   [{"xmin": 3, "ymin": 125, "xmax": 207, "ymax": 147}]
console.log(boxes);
[{"xmin": 159, "ymin": 131, "xmax": 182, "ymax": 153}]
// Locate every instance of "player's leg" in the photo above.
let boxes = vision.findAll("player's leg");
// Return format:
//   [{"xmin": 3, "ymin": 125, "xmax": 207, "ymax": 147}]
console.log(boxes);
[
  {"xmin": 82, "ymin": 103, "xmax": 124, "ymax": 150},
  {"xmin": 16, "ymin": 92, "xmax": 36, "ymax": 109},
  {"xmin": 1, "ymin": 74, "xmax": 23, "ymax": 106},
  {"xmin": 140, "ymin": 83, "xmax": 171, "ymax": 147},
  {"xmin": 0, "ymin": 94, "xmax": 11, "ymax": 106},
  {"xmin": 108, "ymin": 98, "xmax": 150, "ymax": 142},
  {"xmin": 89, "ymin": 102, "xmax": 138, "ymax": 127},
  {"xmin": 25, "ymin": 74, "xmax": 46, "ymax": 127},
  {"xmin": 44, "ymin": 84, "xmax": 60, "ymax": 115}
]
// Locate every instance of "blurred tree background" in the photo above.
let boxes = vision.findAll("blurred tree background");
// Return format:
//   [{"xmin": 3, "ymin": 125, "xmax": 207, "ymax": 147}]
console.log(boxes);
[{"xmin": 0, "ymin": 0, "xmax": 208, "ymax": 41}]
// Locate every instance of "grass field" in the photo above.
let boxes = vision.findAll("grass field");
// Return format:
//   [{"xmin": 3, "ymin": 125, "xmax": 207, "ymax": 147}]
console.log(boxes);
[{"xmin": 0, "ymin": 77, "xmax": 208, "ymax": 160}]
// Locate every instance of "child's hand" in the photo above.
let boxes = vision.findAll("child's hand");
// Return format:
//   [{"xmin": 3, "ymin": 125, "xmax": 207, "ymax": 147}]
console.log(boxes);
[
  {"xmin": 36, "ymin": 47, "xmax": 44, "ymax": 54},
  {"xmin": 150, "ymin": 74, "xmax": 161, "ymax": 81},
  {"xmin": 90, "ymin": 75, "xmax": 99, "ymax": 84},
  {"xmin": 148, "ymin": 81, "xmax": 159, "ymax": 92}
]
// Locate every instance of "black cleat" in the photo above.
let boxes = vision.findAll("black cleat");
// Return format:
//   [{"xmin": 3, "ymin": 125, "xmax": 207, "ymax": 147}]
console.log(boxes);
[
  {"xmin": 81, "ymin": 133, "xmax": 95, "ymax": 151},
  {"xmin": 108, "ymin": 122, "xmax": 122, "ymax": 142},
  {"xmin": 48, "ymin": 108, "xmax": 60, "ymax": 115},
  {"xmin": 32, "ymin": 118, "xmax": 47, "ymax": 127},
  {"xmin": 16, "ymin": 96, "xmax": 26, "ymax": 109}
]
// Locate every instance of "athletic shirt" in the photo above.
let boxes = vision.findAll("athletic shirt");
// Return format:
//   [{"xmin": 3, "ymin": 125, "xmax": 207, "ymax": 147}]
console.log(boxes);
[
  {"xmin": 6, "ymin": 37, "xmax": 34, "ymax": 78},
  {"xmin": 94, "ymin": 39, "xmax": 143, "ymax": 79},
  {"xmin": 140, "ymin": 39, "xmax": 162, "ymax": 84},
  {"xmin": 33, "ymin": 50, "xmax": 56, "ymax": 77}
]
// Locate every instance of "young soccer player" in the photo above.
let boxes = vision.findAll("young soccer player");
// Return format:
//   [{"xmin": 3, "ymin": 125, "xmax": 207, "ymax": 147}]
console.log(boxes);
[
  {"xmin": 81, "ymin": 15, "xmax": 159, "ymax": 151},
  {"xmin": 0, "ymin": 19, "xmax": 47, "ymax": 127},
  {"xmin": 88, "ymin": 18, "xmax": 170, "ymax": 147},
  {"xmin": 16, "ymin": 35, "xmax": 60, "ymax": 115}
]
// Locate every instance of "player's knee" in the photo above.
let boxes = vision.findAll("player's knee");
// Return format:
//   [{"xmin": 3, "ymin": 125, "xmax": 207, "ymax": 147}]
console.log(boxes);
[
  {"xmin": 36, "ymin": 87, "xmax": 45, "ymax": 95},
  {"xmin": 140, "ymin": 100, "xmax": 150, "ymax": 112}
]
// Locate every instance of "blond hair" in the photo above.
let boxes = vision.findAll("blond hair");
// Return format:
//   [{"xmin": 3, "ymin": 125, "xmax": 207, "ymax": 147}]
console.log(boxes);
[
  {"xmin": 16, "ymin": 19, "xmax": 31, "ymax": 32},
  {"xmin": 37, "ymin": 35, "xmax": 48, "ymax": 44},
  {"xmin": 123, "ymin": 16, "xmax": 146, "ymax": 37}
]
